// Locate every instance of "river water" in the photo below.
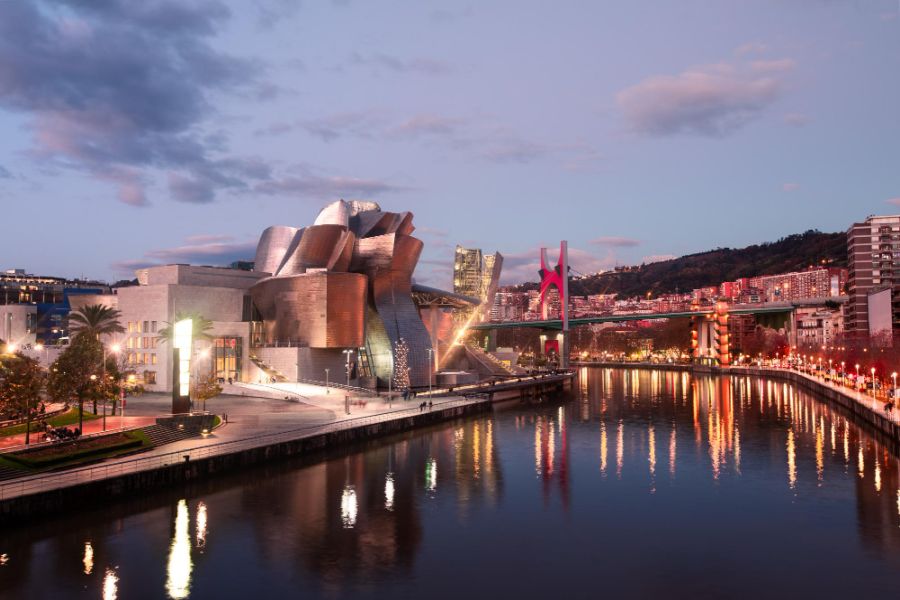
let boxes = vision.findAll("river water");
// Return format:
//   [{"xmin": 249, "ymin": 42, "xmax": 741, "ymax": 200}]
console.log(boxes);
[{"xmin": 2, "ymin": 368, "xmax": 899, "ymax": 599}]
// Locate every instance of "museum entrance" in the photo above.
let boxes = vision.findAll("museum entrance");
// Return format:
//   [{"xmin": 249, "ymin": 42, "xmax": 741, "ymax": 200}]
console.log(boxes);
[{"xmin": 214, "ymin": 337, "xmax": 242, "ymax": 382}]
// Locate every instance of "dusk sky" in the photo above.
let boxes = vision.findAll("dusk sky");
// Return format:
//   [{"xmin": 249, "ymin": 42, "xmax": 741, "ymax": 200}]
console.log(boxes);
[{"xmin": 1, "ymin": 0, "xmax": 899, "ymax": 287}]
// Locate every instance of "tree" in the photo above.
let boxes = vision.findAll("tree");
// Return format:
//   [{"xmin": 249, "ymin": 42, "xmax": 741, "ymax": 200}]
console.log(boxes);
[
  {"xmin": 0, "ymin": 352, "xmax": 46, "ymax": 444},
  {"xmin": 47, "ymin": 333, "xmax": 103, "ymax": 434},
  {"xmin": 193, "ymin": 373, "xmax": 222, "ymax": 412},
  {"xmin": 68, "ymin": 304, "xmax": 125, "ymax": 339},
  {"xmin": 157, "ymin": 312, "xmax": 214, "ymax": 344}
]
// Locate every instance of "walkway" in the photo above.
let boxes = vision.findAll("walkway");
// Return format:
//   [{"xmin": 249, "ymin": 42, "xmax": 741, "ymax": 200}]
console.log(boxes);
[{"xmin": 0, "ymin": 392, "xmax": 478, "ymax": 501}]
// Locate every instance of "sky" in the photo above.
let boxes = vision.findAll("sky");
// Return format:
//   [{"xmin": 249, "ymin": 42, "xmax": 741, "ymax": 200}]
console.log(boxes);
[{"xmin": 1, "ymin": 0, "xmax": 899, "ymax": 287}]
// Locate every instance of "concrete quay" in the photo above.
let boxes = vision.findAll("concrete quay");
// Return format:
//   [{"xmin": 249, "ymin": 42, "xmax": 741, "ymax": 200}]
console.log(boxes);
[{"xmin": 0, "ymin": 395, "xmax": 490, "ymax": 524}]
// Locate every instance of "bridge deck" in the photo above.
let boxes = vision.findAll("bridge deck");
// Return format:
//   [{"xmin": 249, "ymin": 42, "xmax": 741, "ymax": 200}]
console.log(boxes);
[{"xmin": 469, "ymin": 305, "xmax": 795, "ymax": 331}]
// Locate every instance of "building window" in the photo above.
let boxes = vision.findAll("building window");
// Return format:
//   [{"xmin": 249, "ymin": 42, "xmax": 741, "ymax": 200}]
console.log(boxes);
[
  {"xmin": 127, "ymin": 321, "xmax": 134, "ymax": 333},
  {"xmin": 151, "ymin": 353, "xmax": 158, "ymax": 365},
  {"xmin": 144, "ymin": 371, "xmax": 157, "ymax": 385},
  {"xmin": 143, "ymin": 321, "xmax": 149, "ymax": 333},
  {"xmin": 127, "ymin": 337, "xmax": 134, "ymax": 349},
  {"xmin": 151, "ymin": 321, "xmax": 157, "ymax": 333}
]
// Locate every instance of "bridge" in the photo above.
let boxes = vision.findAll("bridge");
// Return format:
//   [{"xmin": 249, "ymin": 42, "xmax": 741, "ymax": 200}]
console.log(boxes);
[
  {"xmin": 462, "ymin": 240, "xmax": 842, "ymax": 368},
  {"xmin": 469, "ymin": 304, "xmax": 796, "ymax": 331}
]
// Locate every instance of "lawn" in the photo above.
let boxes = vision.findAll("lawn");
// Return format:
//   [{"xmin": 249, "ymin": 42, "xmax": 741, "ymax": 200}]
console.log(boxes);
[
  {"xmin": 0, "ymin": 408, "xmax": 101, "ymax": 438},
  {"xmin": 3, "ymin": 429, "xmax": 150, "ymax": 470}
]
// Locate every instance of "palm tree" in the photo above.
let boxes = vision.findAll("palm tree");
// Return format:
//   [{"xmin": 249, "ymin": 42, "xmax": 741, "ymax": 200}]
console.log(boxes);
[
  {"xmin": 156, "ymin": 312, "xmax": 215, "ymax": 344},
  {"xmin": 68, "ymin": 304, "xmax": 125, "ymax": 339}
]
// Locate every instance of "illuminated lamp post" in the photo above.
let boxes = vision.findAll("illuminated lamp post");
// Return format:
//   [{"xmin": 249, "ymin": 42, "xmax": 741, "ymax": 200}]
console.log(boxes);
[
  {"xmin": 103, "ymin": 343, "xmax": 121, "ymax": 431},
  {"xmin": 426, "ymin": 348, "xmax": 434, "ymax": 397},
  {"xmin": 892, "ymin": 371, "xmax": 898, "ymax": 400},
  {"xmin": 123, "ymin": 374, "xmax": 135, "ymax": 429},
  {"xmin": 840, "ymin": 361, "xmax": 845, "ymax": 386},
  {"xmin": 343, "ymin": 349, "xmax": 354, "ymax": 387},
  {"xmin": 870, "ymin": 367, "xmax": 876, "ymax": 398},
  {"xmin": 855, "ymin": 364, "xmax": 860, "ymax": 390},
  {"xmin": 198, "ymin": 348, "xmax": 210, "ymax": 412}
]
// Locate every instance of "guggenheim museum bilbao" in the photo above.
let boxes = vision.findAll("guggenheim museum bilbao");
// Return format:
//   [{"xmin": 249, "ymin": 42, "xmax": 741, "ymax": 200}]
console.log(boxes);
[{"xmin": 73, "ymin": 200, "xmax": 489, "ymax": 393}]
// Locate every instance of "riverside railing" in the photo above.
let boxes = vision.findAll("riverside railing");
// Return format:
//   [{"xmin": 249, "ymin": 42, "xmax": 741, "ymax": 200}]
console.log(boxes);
[
  {"xmin": 0, "ymin": 396, "xmax": 482, "ymax": 501},
  {"xmin": 417, "ymin": 371, "xmax": 575, "ymax": 398}
]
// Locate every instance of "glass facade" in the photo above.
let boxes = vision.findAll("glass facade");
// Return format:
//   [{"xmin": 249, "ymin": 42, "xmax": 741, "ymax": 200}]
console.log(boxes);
[{"xmin": 214, "ymin": 337, "xmax": 242, "ymax": 381}]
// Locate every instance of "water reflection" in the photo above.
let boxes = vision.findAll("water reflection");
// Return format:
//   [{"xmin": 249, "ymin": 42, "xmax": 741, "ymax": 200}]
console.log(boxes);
[
  {"xmin": 2, "ymin": 369, "xmax": 900, "ymax": 598},
  {"xmin": 102, "ymin": 567, "xmax": 118, "ymax": 600},
  {"xmin": 83, "ymin": 541, "xmax": 94, "ymax": 575},
  {"xmin": 165, "ymin": 499, "xmax": 192, "ymax": 600}
]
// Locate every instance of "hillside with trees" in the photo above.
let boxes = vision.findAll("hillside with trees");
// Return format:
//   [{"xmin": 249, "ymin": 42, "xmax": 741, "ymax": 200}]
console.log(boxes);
[{"xmin": 511, "ymin": 230, "xmax": 846, "ymax": 298}]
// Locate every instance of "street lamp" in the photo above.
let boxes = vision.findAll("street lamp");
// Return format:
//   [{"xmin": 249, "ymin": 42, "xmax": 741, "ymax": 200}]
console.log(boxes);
[
  {"xmin": 426, "ymin": 348, "xmax": 434, "ymax": 397},
  {"xmin": 198, "ymin": 348, "xmax": 210, "ymax": 412},
  {"xmin": 870, "ymin": 367, "xmax": 876, "ymax": 397},
  {"xmin": 102, "ymin": 344, "xmax": 121, "ymax": 431},
  {"xmin": 343, "ymin": 349, "xmax": 354, "ymax": 387},
  {"xmin": 840, "ymin": 361, "xmax": 845, "ymax": 386},
  {"xmin": 855, "ymin": 363, "xmax": 860, "ymax": 389},
  {"xmin": 892, "ymin": 372, "xmax": 897, "ymax": 400},
  {"xmin": 325, "ymin": 368, "xmax": 330, "ymax": 394}
]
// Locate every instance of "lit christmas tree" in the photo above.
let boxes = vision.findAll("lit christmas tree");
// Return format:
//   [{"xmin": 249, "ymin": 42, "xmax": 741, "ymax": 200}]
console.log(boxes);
[{"xmin": 393, "ymin": 338, "xmax": 410, "ymax": 392}]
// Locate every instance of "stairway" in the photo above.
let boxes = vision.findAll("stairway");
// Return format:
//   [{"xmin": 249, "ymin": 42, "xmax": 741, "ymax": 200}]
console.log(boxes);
[
  {"xmin": 248, "ymin": 354, "xmax": 290, "ymax": 383},
  {"xmin": 464, "ymin": 344, "xmax": 523, "ymax": 377},
  {"xmin": 141, "ymin": 424, "xmax": 201, "ymax": 447},
  {"xmin": 0, "ymin": 464, "xmax": 26, "ymax": 482}
]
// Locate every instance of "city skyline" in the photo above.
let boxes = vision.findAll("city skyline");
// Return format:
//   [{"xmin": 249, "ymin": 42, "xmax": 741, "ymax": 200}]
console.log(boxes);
[{"xmin": 1, "ymin": 1, "xmax": 899, "ymax": 287}]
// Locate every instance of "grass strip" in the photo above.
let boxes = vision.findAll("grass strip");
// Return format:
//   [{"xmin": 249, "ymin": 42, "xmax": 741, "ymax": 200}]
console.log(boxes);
[{"xmin": 4, "ymin": 430, "xmax": 149, "ymax": 469}]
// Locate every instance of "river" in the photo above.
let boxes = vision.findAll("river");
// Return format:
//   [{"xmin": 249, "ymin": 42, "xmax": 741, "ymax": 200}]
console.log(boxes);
[{"xmin": 1, "ymin": 368, "xmax": 899, "ymax": 598}]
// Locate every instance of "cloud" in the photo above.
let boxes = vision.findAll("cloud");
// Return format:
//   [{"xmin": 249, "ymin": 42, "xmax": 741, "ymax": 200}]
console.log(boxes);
[
  {"xmin": 782, "ymin": 182, "xmax": 800, "ymax": 192},
  {"xmin": 112, "ymin": 234, "xmax": 256, "ymax": 274},
  {"xmin": 301, "ymin": 110, "xmax": 386, "ymax": 142},
  {"xmin": 290, "ymin": 110, "xmax": 599, "ymax": 169},
  {"xmin": 0, "ymin": 1, "xmax": 270, "ymax": 206},
  {"xmin": 499, "ymin": 246, "xmax": 616, "ymax": 285},
  {"xmin": 0, "ymin": 164, "xmax": 11, "ymax": 178},
  {"xmin": 783, "ymin": 112, "xmax": 811, "ymax": 127},
  {"xmin": 256, "ymin": 166, "xmax": 409, "ymax": 199},
  {"xmin": 735, "ymin": 42, "xmax": 767, "ymax": 56},
  {"xmin": 591, "ymin": 236, "xmax": 640, "ymax": 248},
  {"xmin": 886, "ymin": 198, "xmax": 900, "ymax": 207},
  {"xmin": 348, "ymin": 52, "xmax": 452, "ymax": 76},
  {"xmin": 386, "ymin": 115, "xmax": 462, "ymax": 140},
  {"xmin": 616, "ymin": 58, "xmax": 795, "ymax": 137}
]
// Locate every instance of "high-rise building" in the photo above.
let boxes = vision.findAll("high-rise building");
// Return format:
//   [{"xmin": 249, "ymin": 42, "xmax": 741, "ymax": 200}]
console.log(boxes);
[
  {"xmin": 453, "ymin": 245, "xmax": 503, "ymax": 323},
  {"xmin": 846, "ymin": 215, "xmax": 900, "ymax": 338}
]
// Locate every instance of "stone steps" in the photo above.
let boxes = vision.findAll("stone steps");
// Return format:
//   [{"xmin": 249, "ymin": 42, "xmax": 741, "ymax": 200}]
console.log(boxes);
[
  {"xmin": 142, "ymin": 425, "xmax": 200, "ymax": 447},
  {"xmin": 0, "ymin": 465, "xmax": 27, "ymax": 482}
]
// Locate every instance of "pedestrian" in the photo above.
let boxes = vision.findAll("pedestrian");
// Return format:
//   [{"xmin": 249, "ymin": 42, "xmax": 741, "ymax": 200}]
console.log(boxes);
[{"xmin": 428, "ymin": 401, "xmax": 433, "ymax": 409}]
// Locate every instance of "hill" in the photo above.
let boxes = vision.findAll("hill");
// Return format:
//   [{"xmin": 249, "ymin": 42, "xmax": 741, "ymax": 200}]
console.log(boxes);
[{"xmin": 513, "ymin": 230, "xmax": 847, "ymax": 298}]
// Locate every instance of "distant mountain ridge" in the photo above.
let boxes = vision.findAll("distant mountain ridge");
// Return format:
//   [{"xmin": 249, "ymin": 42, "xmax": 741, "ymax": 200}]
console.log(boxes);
[{"xmin": 511, "ymin": 230, "xmax": 847, "ymax": 298}]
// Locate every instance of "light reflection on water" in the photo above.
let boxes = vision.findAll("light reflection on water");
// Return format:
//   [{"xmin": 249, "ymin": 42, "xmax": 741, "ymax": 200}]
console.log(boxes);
[{"xmin": 2, "ymin": 368, "xmax": 900, "ymax": 599}]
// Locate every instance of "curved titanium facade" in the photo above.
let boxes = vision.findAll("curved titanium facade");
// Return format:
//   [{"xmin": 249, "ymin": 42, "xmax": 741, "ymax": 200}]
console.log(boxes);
[
  {"xmin": 251, "ymin": 200, "xmax": 435, "ymax": 388},
  {"xmin": 254, "ymin": 226, "xmax": 300, "ymax": 275},
  {"xmin": 251, "ymin": 273, "xmax": 366, "ymax": 348}
]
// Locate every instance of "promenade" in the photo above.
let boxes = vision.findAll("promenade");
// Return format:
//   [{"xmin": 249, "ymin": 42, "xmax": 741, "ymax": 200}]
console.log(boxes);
[{"xmin": 0, "ymin": 388, "xmax": 483, "ymax": 504}]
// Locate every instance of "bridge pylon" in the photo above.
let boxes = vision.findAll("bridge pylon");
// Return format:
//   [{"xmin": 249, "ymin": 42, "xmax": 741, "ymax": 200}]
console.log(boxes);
[
  {"xmin": 691, "ymin": 300, "xmax": 731, "ymax": 366},
  {"xmin": 539, "ymin": 241, "xmax": 570, "ymax": 368}
]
